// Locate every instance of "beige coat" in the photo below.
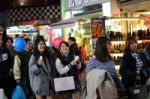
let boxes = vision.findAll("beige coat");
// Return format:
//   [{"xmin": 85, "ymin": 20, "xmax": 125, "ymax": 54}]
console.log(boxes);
[{"xmin": 86, "ymin": 69, "xmax": 118, "ymax": 99}]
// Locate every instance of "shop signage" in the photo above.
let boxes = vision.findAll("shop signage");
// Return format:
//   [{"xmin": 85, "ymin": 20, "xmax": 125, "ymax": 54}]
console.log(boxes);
[
  {"xmin": 91, "ymin": 18, "xmax": 103, "ymax": 38},
  {"xmin": 7, "ymin": 29, "xmax": 30, "ymax": 34},
  {"xmin": 140, "ymin": 15, "xmax": 150, "ymax": 28},
  {"xmin": 91, "ymin": 18, "xmax": 104, "ymax": 50},
  {"xmin": 66, "ymin": 0, "xmax": 101, "ymax": 11}
]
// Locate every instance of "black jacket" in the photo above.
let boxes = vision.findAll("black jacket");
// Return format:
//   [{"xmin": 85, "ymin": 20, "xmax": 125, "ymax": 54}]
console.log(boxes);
[
  {"xmin": 70, "ymin": 43, "xmax": 79, "ymax": 56},
  {"xmin": 119, "ymin": 54, "xmax": 147, "ymax": 89},
  {"xmin": 0, "ymin": 47, "xmax": 13, "ymax": 82},
  {"xmin": 17, "ymin": 51, "xmax": 32, "ymax": 80}
]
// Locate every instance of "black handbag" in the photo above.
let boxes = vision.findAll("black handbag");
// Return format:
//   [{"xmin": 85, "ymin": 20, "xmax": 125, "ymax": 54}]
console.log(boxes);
[{"xmin": 128, "ymin": 85, "xmax": 147, "ymax": 99}]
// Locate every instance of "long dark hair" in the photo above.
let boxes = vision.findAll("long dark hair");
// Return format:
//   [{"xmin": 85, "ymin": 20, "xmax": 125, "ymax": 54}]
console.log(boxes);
[
  {"xmin": 58, "ymin": 41, "xmax": 69, "ymax": 53},
  {"xmin": 57, "ymin": 41, "xmax": 74, "ymax": 65},
  {"xmin": 123, "ymin": 36, "xmax": 137, "ymax": 55},
  {"xmin": 95, "ymin": 37, "xmax": 111, "ymax": 63},
  {"xmin": 33, "ymin": 36, "xmax": 49, "ymax": 58}
]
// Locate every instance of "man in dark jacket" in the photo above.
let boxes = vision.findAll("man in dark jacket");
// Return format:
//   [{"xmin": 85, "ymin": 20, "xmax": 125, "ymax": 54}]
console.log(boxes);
[
  {"xmin": 68, "ymin": 37, "xmax": 86, "ymax": 73},
  {"xmin": 13, "ymin": 38, "xmax": 35, "ymax": 99},
  {"xmin": 0, "ymin": 33, "xmax": 15, "ymax": 99},
  {"xmin": 68, "ymin": 37, "xmax": 79, "ymax": 56},
  {"xmin": 68, "ymin": 37, "xmax": 81, "ymax": 99}
]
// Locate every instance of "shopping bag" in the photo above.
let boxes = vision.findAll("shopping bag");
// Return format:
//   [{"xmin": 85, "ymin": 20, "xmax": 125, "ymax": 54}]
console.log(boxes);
[
  {"xmin": 12, "ymin": 85, "xmax": 26, "ymax": 99},
  {"xmin": 0, "ymin": 89, "xmax": 7, "ymax": 99},
  {"xmin": 54, "ymin": 76, "xmax": 75, "ymax": 92},
  {"xmin": 128, "ymin": 85, "xmax": 147, "ymax": 99}
]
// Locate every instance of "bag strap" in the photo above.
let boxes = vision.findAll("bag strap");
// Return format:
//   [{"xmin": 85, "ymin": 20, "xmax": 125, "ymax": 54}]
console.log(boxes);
[
  {"xmin": 96, "ymin": 88, "xmax": 101, "ymax": 99},
  {"xmin": 59, "ymin": 73, "xmax": 68, "ymax": 78}
]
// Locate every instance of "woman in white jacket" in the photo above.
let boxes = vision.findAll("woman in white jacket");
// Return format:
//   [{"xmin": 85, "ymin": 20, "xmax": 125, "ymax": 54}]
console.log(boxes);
[{"xmin": 55, "ymin": 41, "xmax": 81, "ymax": 99}]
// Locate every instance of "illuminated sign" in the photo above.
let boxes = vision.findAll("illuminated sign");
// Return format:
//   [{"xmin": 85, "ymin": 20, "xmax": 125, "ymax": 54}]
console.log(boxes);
[{"xmin": 65, "ymin": 0, "xmax": 101, "ymax": 11}]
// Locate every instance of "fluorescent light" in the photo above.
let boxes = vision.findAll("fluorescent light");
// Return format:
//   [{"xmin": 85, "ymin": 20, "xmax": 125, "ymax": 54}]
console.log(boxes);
[
  {"xmin": 111, "ymin": 53, "xmax": 123, "ymax": 56},
  {"xmin": 109, "ymin": 18, "xmax": 140, "ymax": 21},
  {"xmin": 72, "ymin": 10, "xmax": 84, "ymax": 15},
  {"xmin": 137, "ymin": 12, "xmax": 150, "ymax": 15}
]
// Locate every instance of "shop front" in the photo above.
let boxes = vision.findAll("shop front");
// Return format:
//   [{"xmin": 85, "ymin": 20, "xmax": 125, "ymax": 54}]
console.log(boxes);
[
  {"xmin": 6, "ymin": 5, "xmax": 61, "ymax": 46},
  {"xmin": 51, "ymin": 0, "xmax": 124, "ymax": 60},
  {"xmin": 51, "ymin": 0, "xmax": 113, "ymax": 59},
  {"xmin": 105, "ymin": 0, "xmax": 150, "ymax": 72},
  {"xmin": 6, "ymin": 24, "xmax": 63, "ymax": 47},
  {"xmin": 51, "ymin": 0, "xmax": 150, "ymax": 72}
]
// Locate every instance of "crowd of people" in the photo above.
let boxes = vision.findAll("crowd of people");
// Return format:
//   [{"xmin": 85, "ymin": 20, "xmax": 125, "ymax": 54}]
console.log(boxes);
[
  {"xmin": 86, "ymin": 36, "xmax": 150, "ymax": 99},
  {"xmin": 0, "ymin": 31, "xmax": 150, "ymax": 99},
  {"xmin": 0, "ymin": 33, "xmax": 83, "ymax": 99}
]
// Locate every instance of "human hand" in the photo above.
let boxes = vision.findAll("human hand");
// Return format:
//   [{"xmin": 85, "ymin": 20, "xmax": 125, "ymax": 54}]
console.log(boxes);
[
  {"xmin": 37, "ymin": 56, "xmax": 43, "ymax": 66},
  {"xmin": 16, "ymin": 79, "xmax": 20, "ymax": 84},
  {"xmin": 74, "ymin": 55, "xmax": 79, "ymax": 61},
  {"xmin": 70, "ymin": 59, "xmax": 77, "ymax": 66},
  {"xmin": 136, "ymin": 76, "xmax": 141, "ymax": 80}
]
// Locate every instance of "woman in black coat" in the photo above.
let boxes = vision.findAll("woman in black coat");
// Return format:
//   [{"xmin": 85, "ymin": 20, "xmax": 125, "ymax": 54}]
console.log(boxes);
[
  {"xmin": 119, "ymin": 37, "xmax": 147, "ymax": 92},
  {"xmin": 0, "ymin": 33, "xmax": 16, "ymax": 99},
  {"xmin": 55, "ymin": 41, "xmax": 81, "ymax": 99}
]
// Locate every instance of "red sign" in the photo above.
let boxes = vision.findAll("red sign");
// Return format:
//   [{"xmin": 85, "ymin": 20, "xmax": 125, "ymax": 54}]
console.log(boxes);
[{"xmin": 140, "ymin": 15, "xmax": 150, "ymax": 28}]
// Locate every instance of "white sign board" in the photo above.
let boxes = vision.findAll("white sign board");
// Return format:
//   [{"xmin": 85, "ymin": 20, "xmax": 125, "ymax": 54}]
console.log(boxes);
[{"xmin": 65, "ymin": 0, "xmax": 104, "ymax": 11}]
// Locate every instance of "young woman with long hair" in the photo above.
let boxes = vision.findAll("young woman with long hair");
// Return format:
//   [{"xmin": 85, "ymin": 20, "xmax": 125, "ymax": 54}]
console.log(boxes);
[
  {"xmin": 119, "ymin": 36, "xmax": 148, "ymax": 98},
  {"xmin": 55, "ymin": 41, "xmax": 81, "ymax": 99},
  {"xmin": 29, "ymin": 36, "xmax": 55, "ymax": 99},
  {"xmin": 87, "ymin": 36, "xmax": 125, "ymax": 98}
]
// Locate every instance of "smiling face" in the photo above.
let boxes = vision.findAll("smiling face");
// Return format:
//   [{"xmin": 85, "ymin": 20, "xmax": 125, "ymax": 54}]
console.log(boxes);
[
  {"xmin": 38, "ymin": 40, "xmax": 46, "ymax": 54},
  {"xmin": 60, "ymin": 42, "xmax": 70, "ymax": 56}
]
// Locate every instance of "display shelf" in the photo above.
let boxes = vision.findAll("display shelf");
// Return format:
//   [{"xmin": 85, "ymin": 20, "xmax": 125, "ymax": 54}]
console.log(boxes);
[
  {"xmin": 111, "ymin": 53, "xmax": 123, "ymax": 56},
  {"xmin": 111, "ymin": 39, "xmax": 150, "ymax": 44},
  {"xmin": 137, "ymin": 39, "xmax": 150, "ymax": 43},
  {"xmin": 107, "ymin": 19, "xmax": 150, "ymax": 78},
  {"xmin": 111, "ymin": 41, "xmax": 125, "ymax": 44}
]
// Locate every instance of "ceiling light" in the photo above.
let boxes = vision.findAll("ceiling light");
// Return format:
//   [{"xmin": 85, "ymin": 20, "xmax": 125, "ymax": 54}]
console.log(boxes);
[
  {"xmin": 109, "ymin": 17, "xmax": 140, "ymax": 21},
  {"xmin": 20, "ymin": 2, "xmax": 24, "ymax": 6}
]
